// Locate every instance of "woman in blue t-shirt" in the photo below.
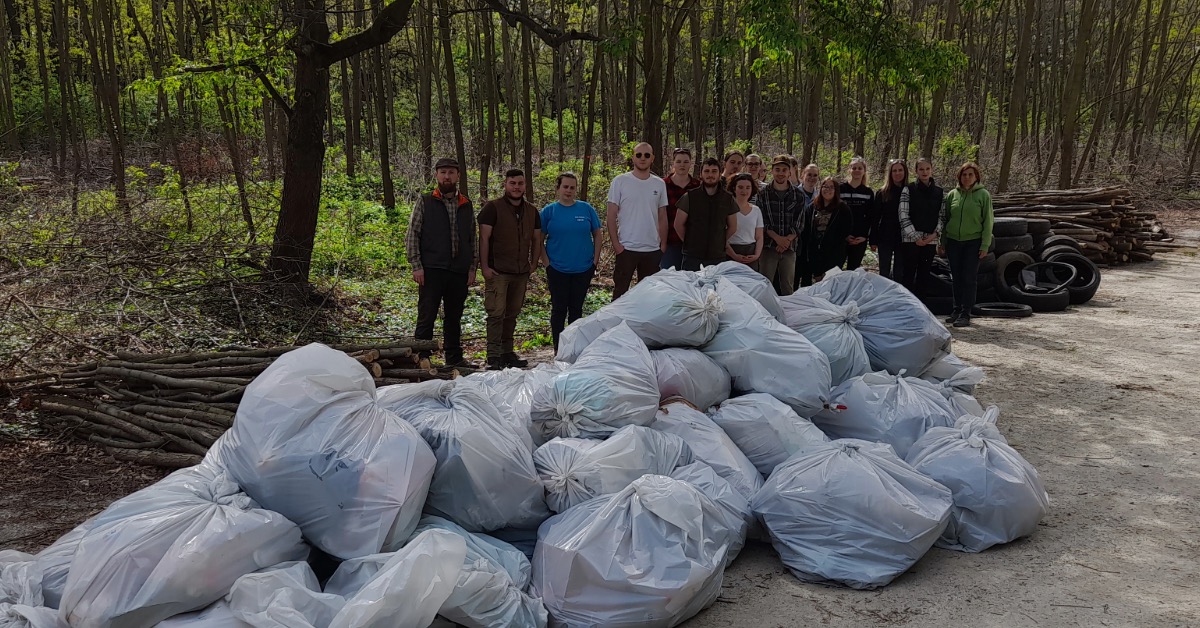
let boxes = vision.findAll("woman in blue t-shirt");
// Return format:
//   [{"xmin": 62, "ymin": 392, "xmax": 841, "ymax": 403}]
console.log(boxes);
[{"xmin": 540, "ymin": 172, "xmax": 603, "ymax": 350}]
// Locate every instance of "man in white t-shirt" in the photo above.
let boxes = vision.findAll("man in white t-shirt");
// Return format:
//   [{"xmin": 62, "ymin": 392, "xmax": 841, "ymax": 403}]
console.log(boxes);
[{"xmin": 606, "ymin": 142, "xmax": 668, "ymax": 299}]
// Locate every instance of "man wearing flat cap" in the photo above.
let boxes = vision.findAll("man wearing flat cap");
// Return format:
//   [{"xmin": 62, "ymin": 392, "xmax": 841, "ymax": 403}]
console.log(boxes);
[{"xmin": 405, "ymin": 157, "xmax": 478, "ymax": 367}]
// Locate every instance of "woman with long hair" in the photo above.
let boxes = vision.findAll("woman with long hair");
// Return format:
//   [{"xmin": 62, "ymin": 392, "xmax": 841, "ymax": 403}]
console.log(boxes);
[
  {"xmin": 797, "ymin": 177, "xmax": 853, "ymax": 286},
  {"xmin": 871, "ymin": 159, "xmax": 909, "ymax": 280},
  {"xmin": 938, "ymin": 162, "xmax": 994, "ymax": 328},
  {"xmin": 726, "ymin": 173, "xmax": 765, "ymax": 270},
  {"xmin": 897, "ymin": 157, "xmax": 943, "ymax": 295},
  {"xmin": 540, "ymin": 172, "xmax": 603, "ymax": 348},
  {"xmin": 839, "ymin": 156, "xmax": 873, "ymax": 270}
]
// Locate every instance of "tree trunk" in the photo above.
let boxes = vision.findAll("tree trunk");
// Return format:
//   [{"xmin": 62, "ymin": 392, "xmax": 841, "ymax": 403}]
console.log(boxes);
[
  {"xmin": 439, "ymin": 0, "xmax": 468, "ymax": 195},
  {"xmin": 1057, "ymin": 0, "xmax": 1099, "ymax": 188},
  {"xmin": 998, "ymin": 0, "xmax": 1036, "ymax": 191}
]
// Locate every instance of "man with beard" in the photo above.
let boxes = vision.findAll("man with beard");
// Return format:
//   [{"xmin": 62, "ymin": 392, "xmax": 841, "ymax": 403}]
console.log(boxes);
[
  {"xmin": 758, "ymin": 155, "xmax": 804, "ymax": 295},
  {"xmin": 479, "ymin": 168, "xmax": 543, "ymax": 368},
  {"xmin": 674, "ymin": 157, "xmax": 738, "ymax": 271},
  {"xmin": 607, "ymin": 142, "xmax": 669, "ymax": 298},
  {"xmin": 405, "ymin": 157, "xmax": 477, "ymax": 367}
]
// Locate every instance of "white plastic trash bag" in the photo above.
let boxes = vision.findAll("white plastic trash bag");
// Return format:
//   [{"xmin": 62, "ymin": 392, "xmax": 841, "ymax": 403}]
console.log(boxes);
[
  {"xmin": 806, "ymin": 267, "xmax": 951, "ymax": 376},
  {"xmin": 929, "ymin": 367, "xmax": 986, "ymax": 418},
  {"xmin": 35, "ymin": 520, "xmax": 94, "ymax": 610},
  {"xmin": 651, "ymin": 348, "xmax": 730, "ymax": 410},
  {"xmin": 228, "ymin": 562, "xmax": 344, "ymax": 628},
  {"xmin": 216, "ymin": 343, "xmax": 436, "ymax": 558},
  {"xmin": 411, "ymin": 517, "xmax": 547, "ymax": 628},
  {"xmin": 531, "ymin": 323, "xmax": 660, "ymax": 439},
  {"xmin": 456, "ymin": 368, "xmax": 537, "ymax": 452},
  {"xmin": 814, "ymin": 371, "xmax": 959, "ymax": 459},
  {"xmin": 378, "ymin": 380, "xmax": 549, "ymax": 532},
  {"xmin": 532, "ymin": 474, "xmax": 738, "ymax": 628},
  {"xmin": 0, "ymin": 552, "xmax": 40, "ymax": 607},
  {"xmin": 651, "ymin": 401, "xmax": 762, "ymax": 500},
  {"xmin": 708, "ymin": 393, "xmax": 829, "ymax": 477},
  {"xmin": 60, "ymin": 464, "xmax": 308, "ymax": 628},
  {"xmin": 0, "ymin": 603, "xmax": 66, "ymax": 628},
  {"xmin": 779, "ymin": 291, "xmax": 871, "ymax": 385},
  {"xmin": 556, "ymin": 271, "xmax": 722, "ymax": 362},
  {"xmin": 669, "ymin": 463, "xmax": 752, "ymax": 566},
  {"xmin": 694, "ymin": 261, "xmax": 786, "ymax": 323},
  {"xmin": 701, "ymin": 279, "xmax": 831, "ymax": 416},
  {"xmin": 533, "ymin": 425, "xmax": 693, "ymax": 513},
  {"xmin": 155, "ymin": 601, "xmax": 246, "ymax": 628},
  {"xmin": 906, "ymin": 408, "xmax": 1050, "ymax": 553},
  {"xmin": 918, "ymin": 353, "xmax": 977, "ymax": 388},
  {"xmin": 328, "ymin": 529, "xmax": 466, "ymax": 628},
  {"xmin": 751, "ymin": 439, "xmax": 953, "ymax": 589}
]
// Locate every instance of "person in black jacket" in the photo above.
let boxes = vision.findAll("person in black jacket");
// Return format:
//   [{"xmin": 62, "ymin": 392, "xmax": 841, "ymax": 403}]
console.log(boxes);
[
  {"xmin": 839, "ymin": 157, "xmax": 873, "ymax": 270},
  {"xmin": 897, "ymin": 158, "xmax": 944, "ymax": 295},
  {"xmin": 871, "ymin": 159, "xmax": 908, "ymax": 280},
  {"xmin": 798, "ymin": 177, "xmax": 853, "ymax": 287}
]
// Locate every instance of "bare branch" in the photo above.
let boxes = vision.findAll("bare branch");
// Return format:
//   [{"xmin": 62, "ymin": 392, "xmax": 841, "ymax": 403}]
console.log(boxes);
[
  {"xmin": 323, "ymin": 0, "xmax": 417, "ymax": 66},
  {"xmin": 477, "ymin": 0, "xmax": 605, "ymax": 48}
]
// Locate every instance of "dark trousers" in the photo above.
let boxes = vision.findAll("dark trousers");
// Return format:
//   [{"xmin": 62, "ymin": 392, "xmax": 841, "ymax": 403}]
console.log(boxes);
[
  {"xmin": 877, "ymin": 244, "xmax": 899, "ymax": 280},
  {"xmin": 415, "ymin": 268, "xmax": 469, "ymax": 361},
  {"xmin": 547, "ymin": 265, "xmax": 595, "ymax": 349},
  {"xmin": 946, "ymin": 238, "xmax": 983, "ymax": 315},
  {"xmin": 728, "ymin": 242, "xmax": 759, "ymax": 272},
  {"xmin": 660, "ymin": 243, "xmax": 684, "ymax": 270},
  {"xmin": 613, "ymin": 249, "xmax": 662, "ymax": 299},
  {"xmin": 845, "ymin": 242, "xmax": 868, "ymax": 270},
  {"xmin": 484, "ymin": 272, "xmax": 530, "ymax": 358},
  {"xmin": 681, "ymin": 254, "xmax": 726, "ymax": 271},
  {"xmin": 898, "ymin": 242, "xmax": 936, "ymax": 295}
]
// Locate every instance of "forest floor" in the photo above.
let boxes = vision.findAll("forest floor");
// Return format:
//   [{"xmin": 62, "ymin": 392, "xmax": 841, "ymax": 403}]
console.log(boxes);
[{"xmin": 2, "ymin": 231, "xmax": 1199, "ymax": 626}]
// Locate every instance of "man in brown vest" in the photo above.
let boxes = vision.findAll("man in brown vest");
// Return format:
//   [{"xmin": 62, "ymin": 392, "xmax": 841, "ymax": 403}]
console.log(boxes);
[{"xmin": 479, "ymin": 169, "xmax": 543, "ymax": 368}]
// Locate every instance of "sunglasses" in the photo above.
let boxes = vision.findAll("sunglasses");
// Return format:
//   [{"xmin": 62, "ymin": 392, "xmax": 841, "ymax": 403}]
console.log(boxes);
[
  {"xmin": 746, "ymin": 161, "xmax": 762, "ymax": 166},
  {"xmin": 634, "ymin": 152, "xmax": 652, "ymax": 159},
  {"xmin": 672, "ymin": 148, "xmax": 692, "ymax": 156},
  {"xmin": 820, "ymin": 184, "xmax": 836, "ymax": 190}
]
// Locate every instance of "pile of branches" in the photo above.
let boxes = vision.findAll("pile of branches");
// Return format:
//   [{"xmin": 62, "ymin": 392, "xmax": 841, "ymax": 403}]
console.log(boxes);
[
  {"xmin": 1, "ymin": 340, "xmax": 462, "ymax": 468},
  {"xmin": 992, "ymin": 186, "xmax": 1175, "ymax": 265}
]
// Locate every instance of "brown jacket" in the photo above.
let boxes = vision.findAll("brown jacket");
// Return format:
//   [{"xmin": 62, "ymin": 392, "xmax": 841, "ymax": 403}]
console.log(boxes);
[{"xmin": 479, "ymin": 198, "xmax": 540, "ymax": 274}]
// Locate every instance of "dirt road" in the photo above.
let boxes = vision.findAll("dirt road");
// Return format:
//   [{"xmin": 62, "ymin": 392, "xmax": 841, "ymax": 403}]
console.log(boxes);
[
  {"xmin": 688, "ymin": 252, "xmax": 1200, "ymax": 627},
  {"xmin": 3, "ymin": 253, "xmax": 1198, "ymax": 627}
]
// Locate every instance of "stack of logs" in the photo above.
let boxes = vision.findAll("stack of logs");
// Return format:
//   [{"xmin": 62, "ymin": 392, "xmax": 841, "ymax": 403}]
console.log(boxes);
[
  {"xmin": 992, "ymin": 186, "xmax": 1176, "ymax": 265},
  {"xmin": 1, "ymin": 340, "xmax": 464, "ymax": 467}
]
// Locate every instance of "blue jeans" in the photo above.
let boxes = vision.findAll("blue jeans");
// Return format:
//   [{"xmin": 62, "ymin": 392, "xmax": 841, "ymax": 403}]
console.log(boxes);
[
  {"xmin": 660, "ymin": 243, "xmax": 684, "ymax": 270},
  {"xmin": 945, "ymin": 238, "xmax": 983, "ymax": 315}
]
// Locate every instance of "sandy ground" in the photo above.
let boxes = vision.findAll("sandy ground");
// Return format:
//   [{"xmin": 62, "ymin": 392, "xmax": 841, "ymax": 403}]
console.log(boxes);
[
  {"xmin": 3, "ymin": 251, "xmax": 1199, "ymax": 627},
  {"xmin": 688, "ymin": 251, "xmax": 1200, "ymax": 627}
]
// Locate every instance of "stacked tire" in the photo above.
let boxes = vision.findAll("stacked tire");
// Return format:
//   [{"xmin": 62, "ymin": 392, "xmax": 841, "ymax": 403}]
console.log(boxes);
[{"xmin": 917, "ymin": 216, "xmax": 1101, "ymax": 319}]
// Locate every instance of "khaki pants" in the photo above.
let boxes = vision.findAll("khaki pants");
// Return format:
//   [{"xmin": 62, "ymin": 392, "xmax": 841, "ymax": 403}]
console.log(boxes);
[
  {"xmin": 485, "ymin": 272, "xmax": 530, "ymax": 358},
  {"xmin": 759, "ymin": 248, "xmax": 797, "ymax": 296}
]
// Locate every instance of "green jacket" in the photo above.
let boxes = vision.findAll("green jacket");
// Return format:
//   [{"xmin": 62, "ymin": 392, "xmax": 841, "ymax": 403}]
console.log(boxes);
[{"xmin": 940, "ymin": 185, "xmax": 994, "ymax": 252}]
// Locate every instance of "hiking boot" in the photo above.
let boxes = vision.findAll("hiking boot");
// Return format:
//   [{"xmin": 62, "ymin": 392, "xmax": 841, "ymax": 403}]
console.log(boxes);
[
  {"xmin": 503, "ymin": 352, "xmax": 529, "ymax": 368},
  {"xmin": 953, "ymin": 315, "xmax": 972, "ymax": 328},
  {"xmin": 486, "ymin": 356, "xmax": 506, "ymax": 370},
  {"xmin": 944, "ymin": 309, "xmax": 962, "ymax": 324}
]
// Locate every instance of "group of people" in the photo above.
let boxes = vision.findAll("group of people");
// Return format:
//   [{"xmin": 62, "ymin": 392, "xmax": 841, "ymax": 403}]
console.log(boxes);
[{"xmin": 406, "ymin": 145, "xmax": 994, "ymax": 368}]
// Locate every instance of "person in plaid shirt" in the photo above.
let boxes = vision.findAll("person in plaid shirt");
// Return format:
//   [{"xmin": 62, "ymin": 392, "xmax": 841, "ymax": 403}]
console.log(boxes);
[{"xmin": 661, "ymin": 148, "xmax": 701, "ymax": 270}]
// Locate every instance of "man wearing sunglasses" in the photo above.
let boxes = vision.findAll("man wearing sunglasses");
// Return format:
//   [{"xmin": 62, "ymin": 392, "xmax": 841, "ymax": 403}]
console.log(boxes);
[{"xmin": 606, "ymin": 142, "xmax": 669, "ymax": 299}]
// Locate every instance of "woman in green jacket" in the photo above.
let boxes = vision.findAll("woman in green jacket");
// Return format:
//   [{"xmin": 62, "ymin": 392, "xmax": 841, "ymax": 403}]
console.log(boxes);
[{"xmin": 938, "ymin": 162, "xmax": 993, "ymax": 327}]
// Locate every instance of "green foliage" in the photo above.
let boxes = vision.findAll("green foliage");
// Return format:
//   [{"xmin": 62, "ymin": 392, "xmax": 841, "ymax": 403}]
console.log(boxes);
[
  {"xmin": 938, "ymin": 131, "xmax": 981, "ymax": 175},
  {"xmin": 0, "ymin": 162, "xmax": 20, "ymax": 205}
]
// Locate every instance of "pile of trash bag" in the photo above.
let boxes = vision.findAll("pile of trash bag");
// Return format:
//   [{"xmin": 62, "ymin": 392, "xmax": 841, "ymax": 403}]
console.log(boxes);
[{"xmin": 2, "ymin": 266, "xmax": 1054, "ymax": 627}]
